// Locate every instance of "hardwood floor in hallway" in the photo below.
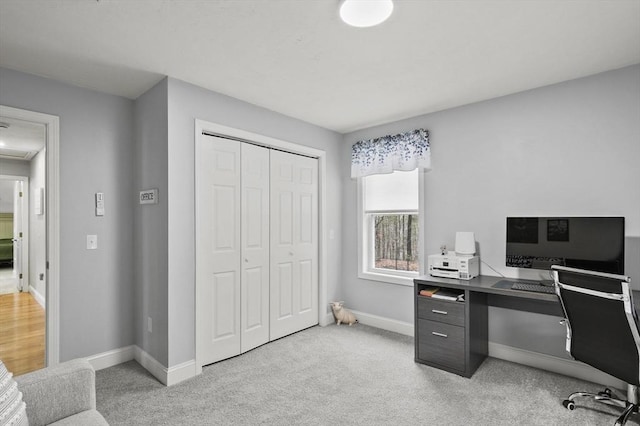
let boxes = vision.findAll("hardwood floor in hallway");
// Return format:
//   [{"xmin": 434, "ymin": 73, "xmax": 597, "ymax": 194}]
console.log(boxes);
[{"xmin": 0, "ymin": 292, "xmax": 45, "ymax": 376}]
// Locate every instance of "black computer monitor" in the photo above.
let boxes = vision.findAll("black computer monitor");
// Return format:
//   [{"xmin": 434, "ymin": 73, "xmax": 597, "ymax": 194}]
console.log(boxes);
[{"xmin": 506, "ymin": 217, "xmax": 625, "ymax": 274}]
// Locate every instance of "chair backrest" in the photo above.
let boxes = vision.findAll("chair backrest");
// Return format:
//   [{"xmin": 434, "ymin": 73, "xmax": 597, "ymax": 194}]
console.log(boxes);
[{"xmin": 552, "ymin": 265, "xmax": 640, "ymax": 386}]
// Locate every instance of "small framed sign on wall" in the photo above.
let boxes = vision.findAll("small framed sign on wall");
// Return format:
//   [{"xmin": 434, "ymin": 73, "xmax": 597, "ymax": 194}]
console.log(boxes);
[{"xmin": 139, "ymin": 189, "xmax": 158, "ymax": 205}]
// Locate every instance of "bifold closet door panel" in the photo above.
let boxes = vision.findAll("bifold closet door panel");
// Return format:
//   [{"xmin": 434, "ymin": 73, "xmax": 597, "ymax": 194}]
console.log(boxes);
[
  {"xmin": 196, "ymin": 135, "xmax": 242, "ymax": 366},
  {"xmin": 269, "ymin": 150, "xmax": 319, "ymax": 341},
  {"xmin": 240, "ymin": 143, "xmax": 270, "ymax": 353}
]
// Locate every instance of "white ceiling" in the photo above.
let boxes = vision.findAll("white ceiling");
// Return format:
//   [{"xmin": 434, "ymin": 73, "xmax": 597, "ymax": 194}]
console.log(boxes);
[
  {"xmin": 0, "ymin": 118, "xmax": 45, "ymax": 160},
  {"xmin": 0, "ymin": 0, "xmax": 639, "ymax": 133}
]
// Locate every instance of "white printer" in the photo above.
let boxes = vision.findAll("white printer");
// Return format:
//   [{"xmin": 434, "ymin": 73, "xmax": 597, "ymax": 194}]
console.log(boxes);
[
  {"xmin": 428, "ymin": 253, "xmax": 479, "ymax": 280},
  {"xmin": 428, "ymin": 232, "xmax": 480, "ymax": 280}
]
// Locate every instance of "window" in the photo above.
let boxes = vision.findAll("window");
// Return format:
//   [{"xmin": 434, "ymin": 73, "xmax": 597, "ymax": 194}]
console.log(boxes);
[
  {"xmin": 370, "ymin": 214, "xmax": 419, "ymax": 272},
  {"xmin": 358, "ymin": 169, "xmax": 422, "ymax": 285}
]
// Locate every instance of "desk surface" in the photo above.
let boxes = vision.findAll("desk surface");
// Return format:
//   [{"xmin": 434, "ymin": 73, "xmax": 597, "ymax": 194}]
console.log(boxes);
[
  {"xmin": 414, "ymin": 275, "xmax": 640, "ymax": 317},
  {"xmin": 414, "ymin": 275, "xmax": 557, "ymax": 301}
]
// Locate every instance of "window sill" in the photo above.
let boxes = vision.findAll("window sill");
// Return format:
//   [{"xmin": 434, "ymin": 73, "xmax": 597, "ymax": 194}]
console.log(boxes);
[{"xmin": 358, "ymin": 270, "xmax": 416, "ymax": 287}]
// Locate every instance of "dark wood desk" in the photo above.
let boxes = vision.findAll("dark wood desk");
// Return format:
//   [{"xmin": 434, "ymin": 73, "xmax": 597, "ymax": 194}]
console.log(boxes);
[
  {"xmin": 415, "ymin": 275, "xmax": 564, "ymax": 316},
  {"xmin": 413, "ymin": 275, "xmax": 639, "ymax": 378}
]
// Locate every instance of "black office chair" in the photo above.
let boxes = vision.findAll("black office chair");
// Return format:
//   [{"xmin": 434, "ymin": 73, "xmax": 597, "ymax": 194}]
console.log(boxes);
[{"xmin": 552, "ymin": 265, "xmax": 639, "ymax": 425}]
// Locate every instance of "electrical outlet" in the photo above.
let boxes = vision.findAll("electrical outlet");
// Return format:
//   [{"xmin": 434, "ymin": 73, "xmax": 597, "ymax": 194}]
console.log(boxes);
[{"xmin": 147, "ymin": 317, "xmax": 152, "ymax": 333}]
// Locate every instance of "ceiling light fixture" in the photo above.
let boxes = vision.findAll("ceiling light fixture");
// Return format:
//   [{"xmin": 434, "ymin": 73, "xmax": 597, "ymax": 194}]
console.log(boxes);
[{"xmin": 339, "ymin": 0, "xmax": 394, "ymax": 28}]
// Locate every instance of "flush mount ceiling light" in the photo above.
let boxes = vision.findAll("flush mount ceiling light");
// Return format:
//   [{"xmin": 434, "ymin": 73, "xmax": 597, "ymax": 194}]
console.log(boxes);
[{"xmin": 339, "ymin": 0, "xmax": 394, "ymax": 28}]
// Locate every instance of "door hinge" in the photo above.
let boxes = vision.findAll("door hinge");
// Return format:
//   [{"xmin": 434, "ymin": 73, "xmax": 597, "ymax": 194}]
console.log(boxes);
[
  {"xmin": 19, "ymin": 232, "xmax": 22, "ymax": 238},
  {"xmin": 19, "ymin": 191, "xmax": 23, "ymax": 197},
  {"xmin": 46, "ymin": 261, "xmax": 49, "ymax": 270},
  {"xmin": 19, "ymin": 273, "xmax": 23, "ymax": 279}
]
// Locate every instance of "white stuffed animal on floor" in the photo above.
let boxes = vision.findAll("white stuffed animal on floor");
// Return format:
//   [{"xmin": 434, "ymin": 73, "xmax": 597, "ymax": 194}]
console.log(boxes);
[{"xmin": 329, "ymin": 301, "xmax": 358, "ymax": 326}]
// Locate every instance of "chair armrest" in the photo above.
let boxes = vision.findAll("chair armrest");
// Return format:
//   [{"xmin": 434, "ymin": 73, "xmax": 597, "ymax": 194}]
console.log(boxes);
[{"xmin": 15, "ymin": 359, "xmax": 96, "ymax": 426}]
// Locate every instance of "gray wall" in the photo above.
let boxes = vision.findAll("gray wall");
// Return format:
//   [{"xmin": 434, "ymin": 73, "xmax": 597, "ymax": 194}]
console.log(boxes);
[
  {"xmin": 0, "ymin": 68, "xmax": 136, "ymax": 361},
  {"xmin": 341, "ymin": 65, "xmax": 640, "ymax": 357},
  {"xmin": 165, "ymin": 77, "xmax": 343, "ymax": 366},
  {"xmin": 133, "ymin": 79, "xmax": 169, "ymax": 366},
  {"xmin": 0, "ymin": 176, "xmax": 19, "ymax": 213},
  {"xmin": 3, "ymin": 62, "xmax": 637, "ymax": 368},
  {"xmin": 0, "ymin": 68, "xmax": 343, "ymax": 370},
  {"xmin": 29, "ymin": 149, "xmax": 46, "ymax": 299},
  {"xmin": 0, "ymin": 158, "xmax": 30, "ymax": 178}
]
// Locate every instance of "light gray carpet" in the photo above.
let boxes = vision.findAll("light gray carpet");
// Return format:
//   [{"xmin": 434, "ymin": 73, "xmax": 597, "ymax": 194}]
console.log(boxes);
[{"xmin": 96, "ymin": 324, "xmax": 636, "ymax": 425}]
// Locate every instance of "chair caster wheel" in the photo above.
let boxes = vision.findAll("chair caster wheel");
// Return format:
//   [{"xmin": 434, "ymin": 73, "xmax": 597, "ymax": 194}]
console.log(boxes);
[
  {"xmin": 563, "ymin": 400, "xmax": 575, "ymax": 410},
  {"xmin": 598, "ymin": 388, "xmax": 611, "ymax": 398}
]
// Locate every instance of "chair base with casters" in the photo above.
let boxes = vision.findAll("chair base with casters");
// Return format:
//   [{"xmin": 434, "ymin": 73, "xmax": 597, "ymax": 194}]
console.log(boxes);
[{"xmin": 562, "ymin": 384, "xmax": 638, "ymax": 425}]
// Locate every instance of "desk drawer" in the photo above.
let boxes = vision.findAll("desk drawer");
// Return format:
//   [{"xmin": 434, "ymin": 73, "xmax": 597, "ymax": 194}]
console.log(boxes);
[
  {"xmin": 417, "ymin": 296, "xmax": 465, "ymax": 326},
  {"xmin": 417, "ymin": 319, "xmax": 465, "ymax": 371}
]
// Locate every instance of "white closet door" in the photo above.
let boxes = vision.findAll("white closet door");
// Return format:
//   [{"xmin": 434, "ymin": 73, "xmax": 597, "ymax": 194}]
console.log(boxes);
[
  {"xmin": 270, "ymin": 150, "xmax": 318, "ymax": 340},
  {"xmin": 196, "ymin": 135, "xmax": 242, "ymax": 365},
  {"xmin": 241, "ymin": 143, "xmax": 270, "ymax": 352}
]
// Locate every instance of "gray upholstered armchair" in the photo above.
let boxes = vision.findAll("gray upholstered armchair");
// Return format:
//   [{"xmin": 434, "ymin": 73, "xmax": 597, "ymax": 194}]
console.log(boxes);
[{"xmin": 7, "ymin": 359, "xmax": 108, "ymax": 425}]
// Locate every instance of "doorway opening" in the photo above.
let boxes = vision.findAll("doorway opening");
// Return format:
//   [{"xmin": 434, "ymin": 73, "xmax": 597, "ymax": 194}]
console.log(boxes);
[
  {"xmin": 0, "ymin": 176, "xmax": 29, "ymax": 295},
  {"xmin": 0, "ymin": 105, "xmax": 60, "ymax": 374}
]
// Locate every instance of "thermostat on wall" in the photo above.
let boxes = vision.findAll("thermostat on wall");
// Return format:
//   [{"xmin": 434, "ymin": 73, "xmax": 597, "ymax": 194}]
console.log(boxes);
[
  {"xmin": 95, "ymin": 192, "xmax": 104, "ymax": 216},
  {"xmin": 35, "ymin": 187, "xmax": 44, "ymax": 215},
  {"xmin": 139, "ymin": 189, "xmax": 158, "ymax": 205}
]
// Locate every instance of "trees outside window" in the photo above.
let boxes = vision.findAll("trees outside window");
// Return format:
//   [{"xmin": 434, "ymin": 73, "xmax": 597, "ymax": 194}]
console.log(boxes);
[{"xmin": 372, "ymin": 214, "xmax": 418, "ymax": 272}]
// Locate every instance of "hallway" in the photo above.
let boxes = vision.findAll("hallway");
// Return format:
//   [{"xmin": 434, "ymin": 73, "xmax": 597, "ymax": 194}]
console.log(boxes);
[
  {"xmin": 0, "ymin": 265, "xmax": 20, "ymax": 294},
  {"xmin": 0, "ymin": 291, "xmax": 45, "ymax": 376}
]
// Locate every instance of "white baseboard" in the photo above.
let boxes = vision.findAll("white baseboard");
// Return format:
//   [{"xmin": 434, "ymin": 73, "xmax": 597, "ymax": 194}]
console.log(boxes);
[
  {"xmin": 84, "ymin": 345, "xmax": 195, "ymax": 386},
  {"xmin": 133, "ymin": 346, "xmax": 168, "ymax": 385},
  {"xmin": 344, "ymin": 310, "xmax": 624, "ymax": 390},
  {"xmin": 350, "ymin": 310, "xmax": 414, "ymax": 336},
  {"xmin": 133, "ymin": 346, "xmax": 195, "ymax": 386},
  {"xmin": 86, "ymin": 345, "xmax": 135, "ymax": 371},
  {"xmin": 489, "ymin": 342, "xmax": 625, "ymax": 390},
  {"xmin": 84, "ymin": 319, "xmax": 622, "ymax": 391},
  {"xmin": 29, "ymin": 285, "xmax": 45, "ymax": 308},
  {"xmin": 166, "ymin": 359, "xmax": 197, "ymax": 386},
  {"xmin": 320, "ymin": 312, "xmax": 334, "ymax": 327}
]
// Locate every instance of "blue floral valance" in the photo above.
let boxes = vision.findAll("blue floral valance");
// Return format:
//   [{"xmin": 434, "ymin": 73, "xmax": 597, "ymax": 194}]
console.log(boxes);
[{"xmin": 351, "ymin": 128, "xmax": 431, "ymax": 178}]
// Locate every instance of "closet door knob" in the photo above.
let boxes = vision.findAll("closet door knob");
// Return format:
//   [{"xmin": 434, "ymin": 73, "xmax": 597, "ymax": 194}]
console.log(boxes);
[
  {"xmin": 244, "ymin": 258, "xmax": 248, "ymax": 263},
  {"xmin": 289, "ymin": 251, "xmax": 294, "ymax": 256}
]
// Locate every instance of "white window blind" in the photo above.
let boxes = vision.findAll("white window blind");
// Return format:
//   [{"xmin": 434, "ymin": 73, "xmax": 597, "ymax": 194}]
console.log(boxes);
[{"xmin": 364, "ymin": 169, "xmax": 418, "ymax": 212}]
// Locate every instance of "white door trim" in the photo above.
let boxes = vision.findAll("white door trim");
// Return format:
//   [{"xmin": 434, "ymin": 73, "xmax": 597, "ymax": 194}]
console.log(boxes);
[
  {"xmin": 194, "ymin": 119, "xmax": 328, "ymax": 375},
  {"xmin": 0, "ymin": 105, "xmax": 60, "ymax": 367}
]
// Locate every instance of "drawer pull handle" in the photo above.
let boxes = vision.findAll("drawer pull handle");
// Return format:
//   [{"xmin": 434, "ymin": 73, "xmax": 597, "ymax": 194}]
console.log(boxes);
[
  {"xmin": 432, "ymin": 309, "xmax": 448, "ymax": 315},
  {"xmin": 432, "ymin": 332, "xmax": 448, "ymax": 338}
]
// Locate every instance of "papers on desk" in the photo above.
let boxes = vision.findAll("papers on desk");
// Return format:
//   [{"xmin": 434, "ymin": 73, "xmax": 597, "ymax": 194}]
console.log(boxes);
[
  {"xmin": 419, "ymin": 288, "xmax": 464, "ymax": 302},
  {"xmin": 419, "ymin": 288, "xmax": 439, "ymax": 297}
]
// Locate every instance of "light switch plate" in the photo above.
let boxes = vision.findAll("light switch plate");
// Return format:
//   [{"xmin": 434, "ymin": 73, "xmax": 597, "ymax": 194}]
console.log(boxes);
[{"xmin": 87, "ymin": 234, "xmax": 98, "ymax": 250}]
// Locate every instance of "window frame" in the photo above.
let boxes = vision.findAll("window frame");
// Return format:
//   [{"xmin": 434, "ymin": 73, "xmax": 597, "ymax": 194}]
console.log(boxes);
[{"xmin": 357, "ymin": 170, "xmax": 425, "ymax": 286}]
